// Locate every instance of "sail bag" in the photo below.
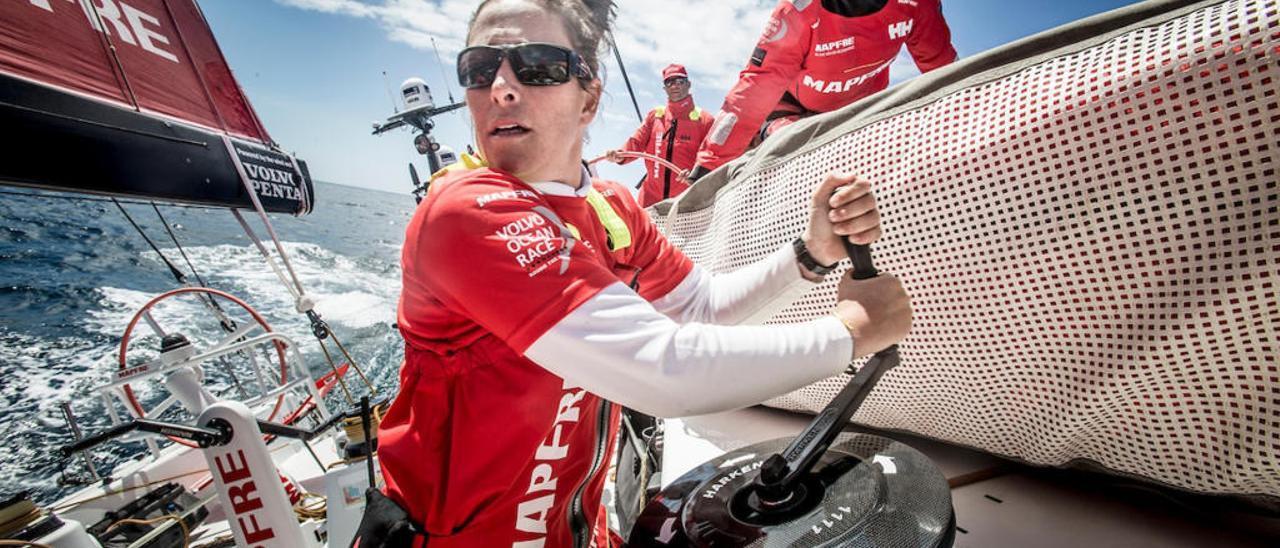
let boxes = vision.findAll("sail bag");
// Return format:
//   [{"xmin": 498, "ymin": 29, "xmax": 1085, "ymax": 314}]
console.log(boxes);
[{"xmin": 653, "ymin": 0, "xmax": 1277, "ymax": 503}]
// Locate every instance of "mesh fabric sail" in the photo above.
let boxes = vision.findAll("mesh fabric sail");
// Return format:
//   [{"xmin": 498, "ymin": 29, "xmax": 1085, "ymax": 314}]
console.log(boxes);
[{"xmin": 652, "ymin": 0, "xmax": 1278, "ymax": 502}]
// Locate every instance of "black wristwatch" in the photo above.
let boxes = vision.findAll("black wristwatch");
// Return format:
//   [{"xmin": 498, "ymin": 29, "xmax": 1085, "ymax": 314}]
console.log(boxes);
[{"xmin": 792, "ymin": 237, "xmax": 836, "ymax": 276}]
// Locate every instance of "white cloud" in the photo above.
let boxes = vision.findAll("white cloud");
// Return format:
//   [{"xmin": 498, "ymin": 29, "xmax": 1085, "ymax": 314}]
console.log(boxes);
[
  {"xmin": 274, "ymin": 0, "xmax": 475, "ymax": 55},
  {"xmin": 611, "ymin": 0, "xmax": 776, "ymax": 89},
  {"xmin": 275, "ymin": 0, "xmax": 379, "ymax": 18},
  {"xmin": 274, "ymin": 0, "xmax": 775, "ymax": 88}
]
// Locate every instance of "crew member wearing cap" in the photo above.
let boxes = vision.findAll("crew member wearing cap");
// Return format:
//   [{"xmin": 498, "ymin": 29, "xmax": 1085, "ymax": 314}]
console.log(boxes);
[
  {"xmin": 606, "ymin": 63, "xmax": 714, "ymax": 207},
  {"xmin": 688, "ymin": 0, "xmax": 957, "ymax": 179}
]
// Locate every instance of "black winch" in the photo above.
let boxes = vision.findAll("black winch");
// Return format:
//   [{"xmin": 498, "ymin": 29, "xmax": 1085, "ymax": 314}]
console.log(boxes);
[{"xmin": 628, "ymin": 241, "xmax": 955, "ymax": 548}]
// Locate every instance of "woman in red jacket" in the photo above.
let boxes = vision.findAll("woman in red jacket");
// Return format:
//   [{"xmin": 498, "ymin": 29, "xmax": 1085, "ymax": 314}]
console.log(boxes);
[
  {"xmin": 366, "ymin": 0, "xmax": 913, "ymax": 546},
  {"xmin": 690, "ymin": 0, "xmax": 957, "ymax": 179}
]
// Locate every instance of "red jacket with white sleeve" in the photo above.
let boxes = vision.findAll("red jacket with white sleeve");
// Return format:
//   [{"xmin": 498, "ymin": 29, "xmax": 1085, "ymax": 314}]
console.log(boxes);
[
  {"xmin": 696, "ymin": 0, "xmax": 957, "ymax": 171},
  {"xmin": 382, "ymin": 160, "xmax": 854, "ymax": 547}
]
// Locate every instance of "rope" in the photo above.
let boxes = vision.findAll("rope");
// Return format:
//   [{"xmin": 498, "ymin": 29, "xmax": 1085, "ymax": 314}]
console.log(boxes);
[
  {"xmin": 152, "ymin": 203, "xmax": 209, "ymax": 288},
  {"xmin": 294, "ymin": 493, "xmax": 327, "ymax": 520},
  {"xmin": 316, "ymin": 337, "xmax": 355, "ymax": 405},
  {"xmin": 224, "ymin": 136, "xmax": 306, "ymax": 298},
  {"xmin": 231, "ymin": 209, "xmax": 377, "ymax": 397},
  {"xmin": 331, "ymin": 334, "xmax": 377, "ymax": 396},
  {"xmin": 112, "ymin": 199, "xmax": 188, "ymax": 284},
  {"xmin": 105, "ymin": 515, "xmax": 189, "ymax": 547},
  {"xmin": 342, "ymin": 399, "xmax": 388, "ymax": 444},
  {"xmin": 230, "ymin": 209, "xmax": 302, "ymax": 302},
  {"xmin": 149, "ymin": 202, "xmax": 247, "ymax": 360},
  {"xmin": 326, "ymin": 456, "xmax": 369, "ymax": 470},
  {"xmin": 587, "ymin": 151, "xmax": 689, "ymax": 185},
  {"xmin": 0, "ymin": 507, "xmax": 43, "ymax": 540}
]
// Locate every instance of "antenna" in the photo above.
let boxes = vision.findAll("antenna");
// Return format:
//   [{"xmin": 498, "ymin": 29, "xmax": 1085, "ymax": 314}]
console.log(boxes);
[
  {"xmin": 608, "ymin": 32, "xmax": 644, "ymax": 122},
  {"xmin": 431, "ymin": 36, "xmax": 457, "ymax": 104},
  {"xmin": 382, "ymin": 70, "xmax": 398, "ymax": 113},
  {"xmin": 433, "ymin": 36, "xmax": 474, "ymax": 142}
]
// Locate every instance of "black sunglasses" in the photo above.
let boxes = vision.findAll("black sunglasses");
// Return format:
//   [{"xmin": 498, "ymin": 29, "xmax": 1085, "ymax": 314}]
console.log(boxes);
[{"xmin": 457, "ymin": 42, "xmax": 593, "ymax": 89}]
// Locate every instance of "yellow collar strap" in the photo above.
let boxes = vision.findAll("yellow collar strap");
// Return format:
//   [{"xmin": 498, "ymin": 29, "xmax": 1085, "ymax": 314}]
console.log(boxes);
[
  {"xmin": 429, "ymin": 152, "xmax": 631, "ymax": 251},
  {"xmin": 654, "ymin": 105, "xmax": 702, "ymax": 121},
  {"xmin": 584, "ymin": 188, "xmax": 632, "ymax": 251}
]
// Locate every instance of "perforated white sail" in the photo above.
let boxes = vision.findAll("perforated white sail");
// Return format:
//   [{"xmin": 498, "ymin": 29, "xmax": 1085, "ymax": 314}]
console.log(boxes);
[{"xmin": 653, "ymin": 0, "xmax": 1278, "ymax": 500}]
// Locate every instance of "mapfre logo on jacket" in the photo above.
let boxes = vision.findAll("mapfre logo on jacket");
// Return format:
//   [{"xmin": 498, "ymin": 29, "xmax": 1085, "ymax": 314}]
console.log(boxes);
[{"xmin": 514, "ymin": 379, "xmax": 588, "ymax": 545}]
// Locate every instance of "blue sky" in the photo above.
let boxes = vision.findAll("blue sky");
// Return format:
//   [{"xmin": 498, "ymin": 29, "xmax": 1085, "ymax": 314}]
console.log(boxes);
[{"xmin": 200, "ymin": 0, "xmax": 1142, "ymax": 194}]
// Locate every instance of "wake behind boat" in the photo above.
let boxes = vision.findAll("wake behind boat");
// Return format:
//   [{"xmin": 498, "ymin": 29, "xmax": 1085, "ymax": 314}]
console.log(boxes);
[{"xmin": 1, "ymin": 1, "xmax": 390, "ymax": 546}]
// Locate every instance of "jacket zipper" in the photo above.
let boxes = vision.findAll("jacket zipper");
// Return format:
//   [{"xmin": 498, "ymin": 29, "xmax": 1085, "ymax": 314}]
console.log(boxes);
[
  {"xmin": 661, "ymin": 118, "xmax": 679, "ymax": 200},
  {"xmin": 569, "ymin": 398, "xmax": 613, "ymax": 548}
]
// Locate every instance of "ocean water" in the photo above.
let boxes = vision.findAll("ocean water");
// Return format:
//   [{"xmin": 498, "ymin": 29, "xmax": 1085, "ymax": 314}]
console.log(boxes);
[{"xmin": 0, "ymin": 181, "xmax": 415, "ymax": 504}]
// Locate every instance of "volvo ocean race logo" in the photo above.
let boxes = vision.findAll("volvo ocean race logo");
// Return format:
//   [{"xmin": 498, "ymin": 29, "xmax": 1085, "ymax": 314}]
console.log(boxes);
[{"xmin": 493, "ymin": 207, "xmax": 575, "ymax": 277}]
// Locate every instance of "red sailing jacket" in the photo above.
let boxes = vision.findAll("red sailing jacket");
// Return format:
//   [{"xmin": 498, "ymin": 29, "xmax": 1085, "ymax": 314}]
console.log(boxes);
[
  {"xmin": 620, "ymin": 95, "xmax": 714, "ymax": 207},
  {"xmin": 696, "ymin": 0, "xmax": 957, "ymax": 170},
  {"xmin": 382, "ymin": 167, "xmax": 693, "ymax": 547}
]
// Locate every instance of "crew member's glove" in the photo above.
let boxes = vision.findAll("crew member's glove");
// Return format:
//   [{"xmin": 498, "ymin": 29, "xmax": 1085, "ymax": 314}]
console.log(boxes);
[
  {"xmin": 685, "ymin": 164, "xmax": 711, "ymax": 183},
  {"xmin": 350, "ymin": 488, "xmax": 422, "ymax": 548}
]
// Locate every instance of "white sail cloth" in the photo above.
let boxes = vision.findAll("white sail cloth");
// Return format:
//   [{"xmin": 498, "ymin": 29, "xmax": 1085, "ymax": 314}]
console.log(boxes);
[{"xmin": 650, "ymin": 0, "xmax": 1279, "ymax": 502}]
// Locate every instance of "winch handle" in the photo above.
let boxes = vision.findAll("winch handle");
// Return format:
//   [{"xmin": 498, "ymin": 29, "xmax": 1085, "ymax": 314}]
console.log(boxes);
[
  {"xmin": 756, "ymin": 240, "xmax": 900, "ymax": 497},
  {"xmin": 59, "ymin": 419, "xmax": 230, "ymax": 458},
  {"xmin": 844, "ymin": 241, "xmax": 879, "ymax": 280}
]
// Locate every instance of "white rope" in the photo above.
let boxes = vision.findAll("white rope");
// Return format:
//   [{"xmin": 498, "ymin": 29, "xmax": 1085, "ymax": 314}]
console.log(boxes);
[
  {"xmin": 222, "ymin": 136, "xmax": 309, "ymax": 308},
  {"xmin": 230, "ymin": 208, "xmax": 302, "ymax": 303}
]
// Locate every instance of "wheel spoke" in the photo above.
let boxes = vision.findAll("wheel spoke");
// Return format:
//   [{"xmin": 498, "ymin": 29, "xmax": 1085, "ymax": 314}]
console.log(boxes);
[
  {"xmin": 141, "ymin": 311, "xmax": 167, "ymax": 338},
  {"xmin": 144, "ymin": 395, "xmax": 179, "ymax": 419}
]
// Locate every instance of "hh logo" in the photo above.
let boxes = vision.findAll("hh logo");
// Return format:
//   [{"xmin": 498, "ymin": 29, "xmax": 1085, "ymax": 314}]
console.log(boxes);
[{"xmin": 888, "ymin": 19, "xmax": 914, "ymax": 40}]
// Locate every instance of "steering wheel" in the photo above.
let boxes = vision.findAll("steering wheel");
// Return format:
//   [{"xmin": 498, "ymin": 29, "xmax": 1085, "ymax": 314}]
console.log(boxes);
[{"xmin": 116, "ymin": 287, "xmax": 292, "ymax": 447}]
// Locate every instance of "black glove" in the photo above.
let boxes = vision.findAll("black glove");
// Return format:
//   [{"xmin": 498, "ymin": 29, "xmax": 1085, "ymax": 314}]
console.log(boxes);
[
  {"xmin": 350, "ymin": 488, "xmax": 422, "ymax": 548},
  {"xmin": 686, "ymin": 164, "xmax": 711, "ymax": 183}
]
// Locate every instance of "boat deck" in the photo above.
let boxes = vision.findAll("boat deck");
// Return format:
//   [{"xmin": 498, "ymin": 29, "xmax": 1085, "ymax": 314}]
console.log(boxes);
[{"xmin": 663, "ymin": 407, "xmax": 1278, "ymax": 547}]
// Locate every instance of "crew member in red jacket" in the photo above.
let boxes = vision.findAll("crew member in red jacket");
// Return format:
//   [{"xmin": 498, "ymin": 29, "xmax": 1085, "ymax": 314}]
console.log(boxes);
[
  {"xmin": 606, "ymin": 64, "xmax": 714, "ymax": 206},
  {"xmin": 356, "ymin": 0, "xmax": 913, "ymax": 546},
  {"xmin": 690, "ymin": 0, "xmax": 957, "ymax": 178}
]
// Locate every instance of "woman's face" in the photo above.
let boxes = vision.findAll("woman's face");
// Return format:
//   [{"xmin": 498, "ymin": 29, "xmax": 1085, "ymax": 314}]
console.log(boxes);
[{"xmin": 467, "ymin": 1, "xmax": 600, "ymax": 184}]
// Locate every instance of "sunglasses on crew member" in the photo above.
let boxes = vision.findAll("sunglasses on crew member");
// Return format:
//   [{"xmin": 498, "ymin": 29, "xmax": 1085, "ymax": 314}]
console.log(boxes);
[
  {"xmin": 457, "ymin": 43, "xmax": 593, "ymax": 89},
  {"xmin": 663, "ymin": 78, "xmax": 689, "ymax": 88}
]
